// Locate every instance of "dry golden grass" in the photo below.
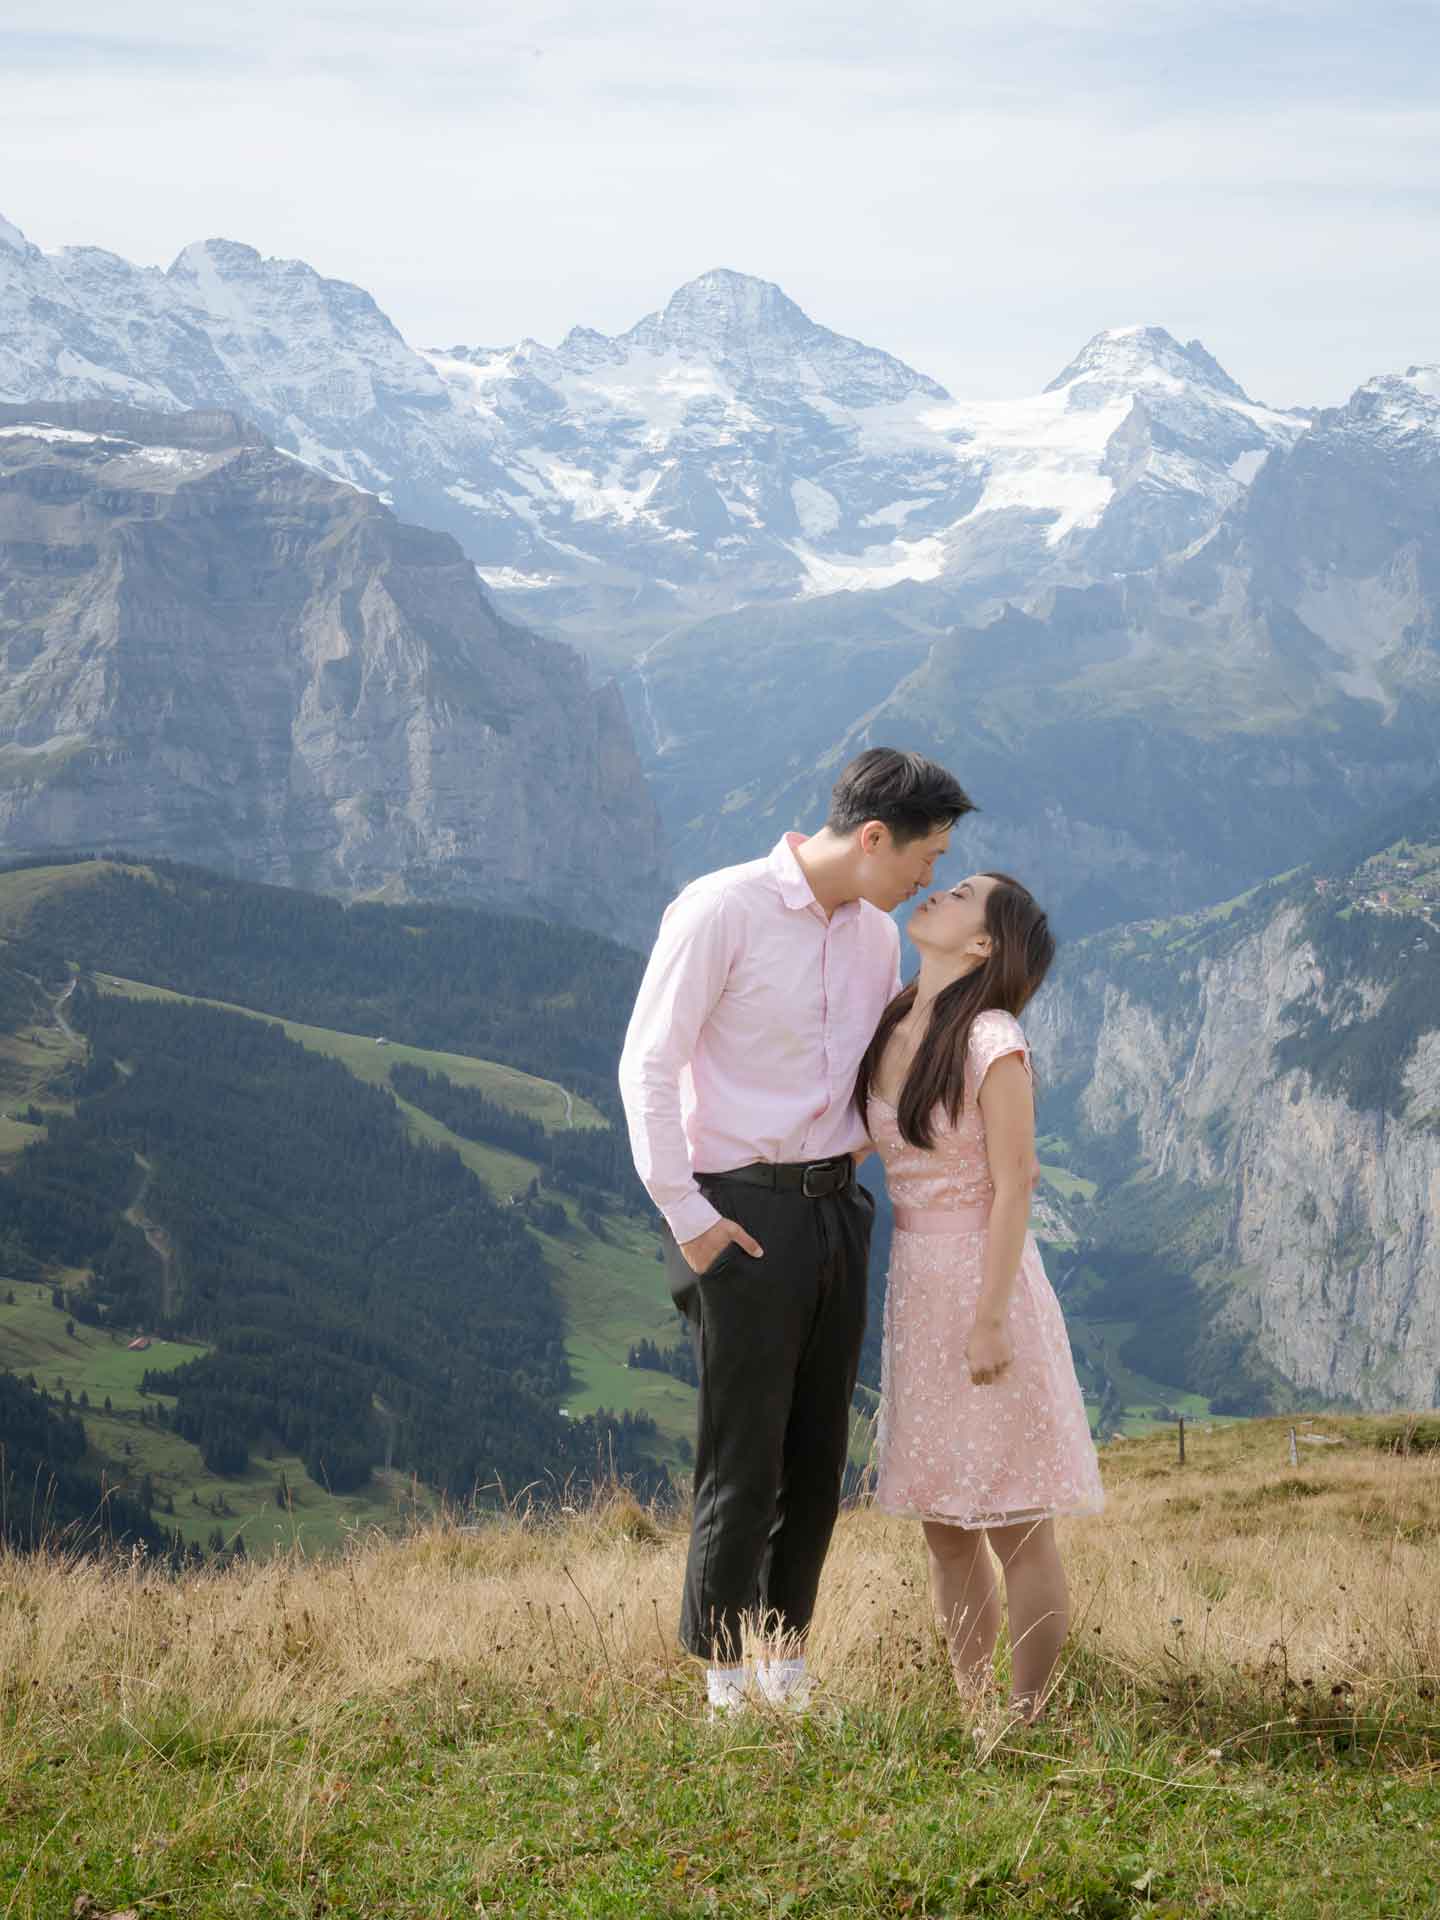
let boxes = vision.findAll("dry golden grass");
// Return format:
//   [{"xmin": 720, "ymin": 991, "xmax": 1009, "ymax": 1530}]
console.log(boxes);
[
  {"xmin": 3, "ymin": 1419, "xmax": 1439, "ymax": 1919},
  {"xmin": 2, "ymin": 1417, "xmax": 1436, "ymax": 1749}
]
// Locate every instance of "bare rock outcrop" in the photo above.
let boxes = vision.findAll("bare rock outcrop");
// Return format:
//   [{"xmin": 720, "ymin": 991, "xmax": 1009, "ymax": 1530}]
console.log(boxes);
[{"xmin": 0, "ymin": 404, "xmax": 668, "ymax": 942}]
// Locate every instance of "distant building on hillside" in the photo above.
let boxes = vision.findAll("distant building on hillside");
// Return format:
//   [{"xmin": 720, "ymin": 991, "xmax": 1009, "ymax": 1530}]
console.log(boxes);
[{"xmin": 126, "ymin": 1335, "xmax": 151, "ymax": 1351}]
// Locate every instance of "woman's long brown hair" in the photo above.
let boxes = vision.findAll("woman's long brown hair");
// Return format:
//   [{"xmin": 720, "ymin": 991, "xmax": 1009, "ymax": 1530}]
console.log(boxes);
[{"xmin": 855, "ymin": 872, "xmax": 1056, "ymax": 1150}]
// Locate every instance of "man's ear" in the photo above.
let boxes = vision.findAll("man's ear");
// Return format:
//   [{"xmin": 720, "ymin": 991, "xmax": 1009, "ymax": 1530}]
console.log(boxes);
[{"xmin": 859, "ymin": 820, "xmax": 888, "ymax": 855}]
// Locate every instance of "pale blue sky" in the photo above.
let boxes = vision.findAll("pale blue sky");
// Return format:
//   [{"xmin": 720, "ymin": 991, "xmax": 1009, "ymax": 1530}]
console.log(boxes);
[{"xmin": 5, "ymin": 0, "xmax": 1438, "ymax": 406}]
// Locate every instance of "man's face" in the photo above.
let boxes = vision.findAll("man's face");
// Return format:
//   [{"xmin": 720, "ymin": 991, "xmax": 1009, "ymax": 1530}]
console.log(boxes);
[{"xmin": 857, "ymin": 822, "xmax": 951, "ymax": 912}]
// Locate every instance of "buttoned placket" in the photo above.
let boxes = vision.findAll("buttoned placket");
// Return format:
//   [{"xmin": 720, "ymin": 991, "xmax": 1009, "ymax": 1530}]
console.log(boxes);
[{"xmin": 803, "ymin": 900, "xmax": 854, "ymax": 1160}]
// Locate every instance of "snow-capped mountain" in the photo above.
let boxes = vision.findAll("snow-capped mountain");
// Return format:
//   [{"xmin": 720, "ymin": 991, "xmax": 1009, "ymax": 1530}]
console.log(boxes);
[
  {"xmin": 4, "ymin": 206, "xmax": 1436, "ymax": 943},
  {"xmin": 634, "ymin": 352, "xmax": 1440, "ymax": 929},
  {"xmin": 0, "ymin": 215, "xmax": 1303, "ymax": 656}
]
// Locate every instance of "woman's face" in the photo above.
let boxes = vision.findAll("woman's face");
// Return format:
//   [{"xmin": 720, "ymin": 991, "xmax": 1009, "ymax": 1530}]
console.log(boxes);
[{"xmin": 910, "ymin": 872, "xmax": 997, "ymax": 960}]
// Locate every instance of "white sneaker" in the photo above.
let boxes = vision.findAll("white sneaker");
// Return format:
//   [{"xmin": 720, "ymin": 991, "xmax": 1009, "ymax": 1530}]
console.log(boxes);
[
  {"xmin": 705, "ymin": 1663, "xmax": 752, "ymax": 1718},
  {"xmin": 756, "ymin": 1658, "xmax": 813, "ymax": 1711}
]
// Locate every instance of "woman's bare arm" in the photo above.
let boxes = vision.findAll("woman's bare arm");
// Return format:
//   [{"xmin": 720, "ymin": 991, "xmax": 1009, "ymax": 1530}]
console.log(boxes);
[{"xmin": 969, "ymin": 1054, "xmax": 1035, "ymax": 1383}]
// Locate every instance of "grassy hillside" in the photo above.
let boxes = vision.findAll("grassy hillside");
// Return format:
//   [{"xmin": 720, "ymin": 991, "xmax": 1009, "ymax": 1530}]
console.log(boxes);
[
  {"xmin": 1, "ymin": 1417, "xmax": 1436, "ymax": 1917},
  {"xmin": 92, "ymin": 971, "xmax": 605, "ymax": 1129},
  {"xmin": 86, "ymin": 971, "xmax": 690, "ymax": 1451},
  {"xmin": 0, "ymin": 854, "xmax": 645, "ymax": 1104},
  {"xmin": 0, "ymin": 1278, "xmax": 429, "ymax": 1555},
  {"xmin": 0, "ymin": 859, "xmax": 694, "ymax": 1551}
]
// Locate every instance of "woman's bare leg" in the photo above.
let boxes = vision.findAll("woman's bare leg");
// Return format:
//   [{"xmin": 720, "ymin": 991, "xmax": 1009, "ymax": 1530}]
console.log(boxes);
[
  {"xmin": 922, "ymin": 1520, "xmax": 1001, "ymax": 1696},
  {"xmin": 986, "ymin": 1518, "xmax": 1068, "ymax": 1717}
]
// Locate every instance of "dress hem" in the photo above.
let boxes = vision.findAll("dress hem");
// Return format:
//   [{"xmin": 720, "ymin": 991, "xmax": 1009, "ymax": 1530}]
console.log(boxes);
[{"xmin": 874, "ymin": 1496, "xmax": 1105, "ymax": 1529}]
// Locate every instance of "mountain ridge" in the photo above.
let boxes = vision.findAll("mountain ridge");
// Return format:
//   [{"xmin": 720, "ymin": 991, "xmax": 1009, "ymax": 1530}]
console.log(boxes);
[{"xmin": 0, "ymin": 211, "xmax": 1310, "ymax": 657}]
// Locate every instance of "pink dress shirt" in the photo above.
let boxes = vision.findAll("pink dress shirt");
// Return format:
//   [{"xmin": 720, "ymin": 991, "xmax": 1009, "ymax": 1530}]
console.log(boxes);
[{"xmin": 619, "ymin": 833, "xmax": 904, "ymax": 1243}]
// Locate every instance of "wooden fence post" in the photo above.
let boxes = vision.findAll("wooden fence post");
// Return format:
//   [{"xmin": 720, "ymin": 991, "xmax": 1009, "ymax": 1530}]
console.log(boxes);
[
  {"xmin": 1288, "ymin": 1426, "xmax": 1299, "ymax": 1467},
  {"xmin": 1177, "ymin": 1415, "xmax": 1186, "ymax": 1466}
]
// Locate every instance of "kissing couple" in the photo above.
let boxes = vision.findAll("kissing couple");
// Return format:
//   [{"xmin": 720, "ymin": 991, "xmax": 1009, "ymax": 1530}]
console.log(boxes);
[{"xmin": 619, "ymin": 748, "xmax": 1103, "ymax": 1719}]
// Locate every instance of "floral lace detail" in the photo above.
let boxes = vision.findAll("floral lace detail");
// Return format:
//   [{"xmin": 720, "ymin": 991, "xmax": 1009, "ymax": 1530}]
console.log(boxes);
[{"xmin": 867, "ymin": 1011, "xmax": 1104, "ymax": 1529}]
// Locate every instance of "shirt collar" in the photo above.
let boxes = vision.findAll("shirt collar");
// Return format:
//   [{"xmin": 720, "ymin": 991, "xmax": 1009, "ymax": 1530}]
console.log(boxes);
[
  {"xmin": 769, "ymin": 832, "xmax": 859, "ymax": 922},
  {"xmin": 769, "ymin": 832, "xmax": 820, "ymax": 912}
]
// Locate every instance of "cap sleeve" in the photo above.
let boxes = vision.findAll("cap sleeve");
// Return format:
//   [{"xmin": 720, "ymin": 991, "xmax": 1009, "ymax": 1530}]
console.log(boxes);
[{"xmin": 968, "ymin": 1009, "xmax": 1031, "ymax": 1090}]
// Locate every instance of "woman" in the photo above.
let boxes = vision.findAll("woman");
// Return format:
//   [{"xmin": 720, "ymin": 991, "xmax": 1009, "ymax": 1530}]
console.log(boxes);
[{"xmin": 857, "ymin": 872, "xmax": 1103, "ymax": 1721}]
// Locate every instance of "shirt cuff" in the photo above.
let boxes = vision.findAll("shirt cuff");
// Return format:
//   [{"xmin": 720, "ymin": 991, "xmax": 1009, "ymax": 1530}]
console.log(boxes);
[{"xmin": 664, "ymin": 1189, "xmax": 723, "ymax": 1245}]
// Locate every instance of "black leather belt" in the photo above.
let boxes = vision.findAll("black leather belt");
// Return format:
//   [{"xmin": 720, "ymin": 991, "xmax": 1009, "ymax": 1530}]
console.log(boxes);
[{"xmin": 700, "ymin": 1156, "xmax": 854, "ymax": 1199}]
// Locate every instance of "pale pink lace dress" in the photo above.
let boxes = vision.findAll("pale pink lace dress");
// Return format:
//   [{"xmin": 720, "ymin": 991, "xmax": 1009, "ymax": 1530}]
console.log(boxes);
[{"xmin": 869, "ymin": 1009, "xmax": 1103, "ymax": 1528}]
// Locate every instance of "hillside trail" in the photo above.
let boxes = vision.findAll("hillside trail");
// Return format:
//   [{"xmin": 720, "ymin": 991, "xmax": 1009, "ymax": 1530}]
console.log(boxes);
[
  {"xmin": 124, "ymin": 1154, "xmax": 179, "ymax": 1321},
  {"xmin": 52, "ymin": 974, "xmax": 78, "ymax": 1043},
  {"xmin": 57, "ymin": 973, "xmax": 177, "ymax": 1322}
]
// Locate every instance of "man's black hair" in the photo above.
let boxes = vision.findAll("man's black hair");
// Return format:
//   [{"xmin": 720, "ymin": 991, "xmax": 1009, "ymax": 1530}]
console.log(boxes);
[{"xmin": 826, "ymin": 748, "xmax": 975, "ymax": 847}]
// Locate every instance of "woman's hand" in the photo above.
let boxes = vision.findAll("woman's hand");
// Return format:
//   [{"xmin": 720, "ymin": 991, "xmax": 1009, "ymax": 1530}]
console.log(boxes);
[{"xmin": 967, "ymin": 1318, "xmax": 1014, "ymax": 1387}]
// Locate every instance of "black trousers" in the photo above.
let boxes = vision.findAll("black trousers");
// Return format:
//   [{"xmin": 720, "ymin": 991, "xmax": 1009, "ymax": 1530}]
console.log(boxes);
[{"xmin": 664, "ymin": 1171, "xmax": 874, "ymax": 1663}]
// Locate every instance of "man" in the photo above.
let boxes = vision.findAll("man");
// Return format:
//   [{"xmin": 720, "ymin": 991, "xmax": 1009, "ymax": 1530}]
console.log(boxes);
[{"xmin": 618, "ymin": 748, "xmax": 975, "ymax": 1712}]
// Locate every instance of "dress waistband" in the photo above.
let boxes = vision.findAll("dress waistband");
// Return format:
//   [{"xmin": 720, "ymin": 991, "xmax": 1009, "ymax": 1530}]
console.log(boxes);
[{"xmin": 892, "ymin": 1202, "xmax": 991, "ymax": 1235}]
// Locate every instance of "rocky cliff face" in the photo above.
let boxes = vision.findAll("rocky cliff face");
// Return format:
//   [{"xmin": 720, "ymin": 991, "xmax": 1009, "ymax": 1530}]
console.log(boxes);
[
  {"xmin": 1028, "ymin": 795, "xmax": 1440, "ymax": 1411},
  {"xmin": 0, "ymin": 404, "xmax": 668, "ymax": 942}
]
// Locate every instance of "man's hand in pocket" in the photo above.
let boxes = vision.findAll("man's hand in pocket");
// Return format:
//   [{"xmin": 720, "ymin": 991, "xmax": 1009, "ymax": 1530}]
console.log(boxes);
[{"xmin": 679, "ymin": 1218, "xmax": 764, "ymax": 1275}]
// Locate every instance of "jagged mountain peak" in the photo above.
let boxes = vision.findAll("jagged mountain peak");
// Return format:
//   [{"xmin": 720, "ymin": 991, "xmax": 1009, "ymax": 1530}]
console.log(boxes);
[
  {"xmin": 1045, "ymin": 325, "xmax": 1251, "ymax": 403},
  {"xmin": 155, "ymin": 237, "xmax": 434, "ymax": 413},
  {"xmin": 0, "ymin": 212, "xmax": 33, "ymax": 255},
  {"xmin": 656, "ymin": 267, "xmax": 810, "ymax": 340},
  {"xmin": 168, "ymin": 236, "xmax": 268, "ymax": 278},
  {"xmin": 1337, "ymin": 362, "xmax": 1440, "ymax": 443},
  {"xmin": 165, "ymin": 238, "xmax": 395, "ymax": 316},
  {"xmin": 616, "ymin": 266, "xmax": 948, "ymax": 406}
]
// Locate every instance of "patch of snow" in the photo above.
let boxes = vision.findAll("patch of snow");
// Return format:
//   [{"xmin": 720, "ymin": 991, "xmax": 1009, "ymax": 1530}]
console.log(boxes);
[
  {"xmin": 791, "ymin": 535, "xmax": 948, "ymax": 595},
  {"xmin": 424, "ymin": 349, "xmax": 515, "ymax": 418},
  {"xmin": 50, "ymin": 349, "xmax": 167, "ymax": 403},
  {"xmin": 476, "ymin": 564, "xmax": 562, "ymax": 591},
  {"xmin": 520, "ymin": 454, "xmax": 662, "ymax": 526},
  {"xmin": 930, "ymin": 388, "xmax": 1129, "ymax": 542},
  {"xmin": 861, "ymin": 497, "xmax": 933, "ymax": 529},
  {"xmin": 790, "ymin": 477, "xmax": 841, "ymax": 536},
  {"xmin": 122, "ymin": 445, "xmax": 215, "ymax": 474},
  {"xmin": 275, "ymin": 443, "xmax": 379, "ymax": 496},
  {"xmin": 171, "ymin": 241, "xmax": 262, "ymax": 344},
  {"xmin": 543, "ymin": 351, "xmax": 762, "ymax": 452},
  {"xmin": 1229, "ymin": 448, "xmax": 1270, "ymax": 485},
  {"xmin": 447, "ymin": 482, "xmax": 496, "ymax": 510},
  {"xmin": 0, "ymin": 423, "xmax": 117, "ymax": 445}
]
